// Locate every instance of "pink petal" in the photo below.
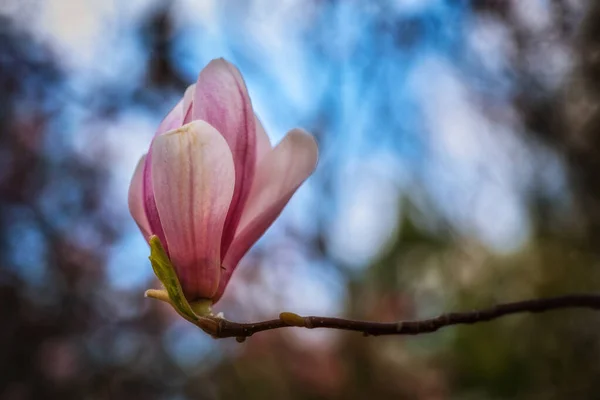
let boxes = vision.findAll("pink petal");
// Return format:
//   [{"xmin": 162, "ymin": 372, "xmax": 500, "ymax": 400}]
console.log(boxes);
[
  {"xmin": 151, "ymin": 120, "xmax": 235, "ymax": 301},
  {"xmin": 215, "ymin": 129, "xmax": 318, "ymax": 302},
  {"xmin": 255, "ymin": 114, "xmax": 272, "ymax": 166},
  {"xmin": 143, "ymin": 148, "xmax": 169, "ymax": 254},
  {"xmin": 182, "ymin": 84, "xmax": 196, "ymax": 125},
  {"xmin": 142, "ymin": 94, "xmax": 191, "ymax": 253},
  {"xmin": 128, "ymin": 155, "xmax": 151, "ymax": 240},
  {"xmin": 156, "ymin": 98, "xmax": 184, "ymax": 137},
  {"xmin": 192, "ymin": 58, "xmax": 256, "ymax": 257}
]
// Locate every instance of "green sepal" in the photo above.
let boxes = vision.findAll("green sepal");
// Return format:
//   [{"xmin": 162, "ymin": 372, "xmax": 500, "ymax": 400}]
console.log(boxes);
[{"xmin": 148, "ymin": 235, "xmax": 199, "ymax": 322}]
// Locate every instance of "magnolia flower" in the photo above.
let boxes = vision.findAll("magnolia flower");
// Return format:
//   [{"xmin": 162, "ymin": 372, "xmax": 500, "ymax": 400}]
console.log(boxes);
[{"xmin": 128, "ymin": 59, "xmax": 318, "ymax": 307}]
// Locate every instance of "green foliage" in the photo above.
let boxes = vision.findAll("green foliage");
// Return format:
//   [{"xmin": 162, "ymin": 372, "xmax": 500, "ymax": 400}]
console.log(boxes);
[{"xmin": 148, "ymin": 235, "xmax": 200, "ymax": 321}]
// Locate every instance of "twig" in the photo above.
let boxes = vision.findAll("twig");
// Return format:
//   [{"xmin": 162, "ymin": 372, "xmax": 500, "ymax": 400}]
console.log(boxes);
[{"xmin": 203, "ymin": 294, "xmax": 600, "ymax": 341}]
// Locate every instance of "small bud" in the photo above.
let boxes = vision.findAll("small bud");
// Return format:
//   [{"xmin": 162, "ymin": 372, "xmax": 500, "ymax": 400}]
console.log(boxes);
[{"xmin": 279, "ymin": 312, "xmax": 306, "ymax": 327}]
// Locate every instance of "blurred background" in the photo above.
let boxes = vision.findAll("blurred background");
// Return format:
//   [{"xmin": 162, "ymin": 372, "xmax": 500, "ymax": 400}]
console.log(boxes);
[{"xmin": 1, "ymin": 0, "xmax": 600, "ymax": 398}]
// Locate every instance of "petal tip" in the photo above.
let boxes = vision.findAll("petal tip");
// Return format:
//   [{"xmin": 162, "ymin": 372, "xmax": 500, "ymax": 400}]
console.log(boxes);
[{"xmin": 287, "ymin": 128, "xmax": 319, "ymax": 170}]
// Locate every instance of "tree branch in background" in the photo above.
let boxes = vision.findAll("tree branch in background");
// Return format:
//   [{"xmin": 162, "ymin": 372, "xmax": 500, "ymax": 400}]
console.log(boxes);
[{"xmin": 204, "ymin": 294, "xmax": 600, "ymax": 341}]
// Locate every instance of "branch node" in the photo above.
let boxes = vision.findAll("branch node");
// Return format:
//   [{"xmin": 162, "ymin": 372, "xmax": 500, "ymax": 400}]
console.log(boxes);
[{"xmin": 395, "ymin": 322, "xmax": 403, "ymax": 333}]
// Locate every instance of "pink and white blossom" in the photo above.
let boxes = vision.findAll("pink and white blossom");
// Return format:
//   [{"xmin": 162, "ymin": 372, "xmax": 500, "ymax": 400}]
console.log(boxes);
[{"xmin": 128, "ymin": 58, "xmax": 318, "ymax": 304}]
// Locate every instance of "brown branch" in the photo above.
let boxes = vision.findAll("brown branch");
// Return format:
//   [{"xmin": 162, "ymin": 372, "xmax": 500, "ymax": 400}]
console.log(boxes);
[{"xmin": 203, "ymin": 294, "xmax": 600, "ymax": 341}]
